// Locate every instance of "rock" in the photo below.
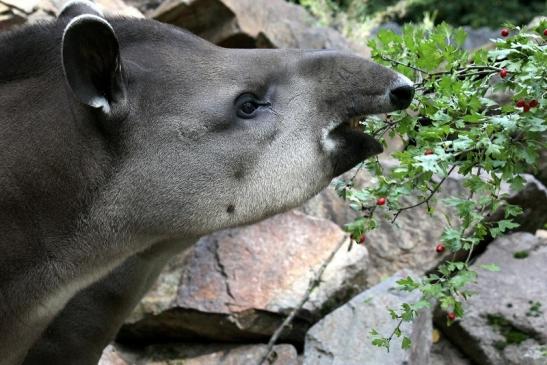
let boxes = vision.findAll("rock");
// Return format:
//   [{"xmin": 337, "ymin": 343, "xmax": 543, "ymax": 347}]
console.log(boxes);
[
  {"xmin": 504, "ymin": 341, "xmax": 547, "ymax": 365},
  {"xmin": 0, "ymin": 0, "xmax": 37, "ymax": 31},
  {"xmin": 136, "ymin": 343, "xmax": 298, "ymax": 365},
  {"xmin": 98, "ymin": 345, "xmax": 129, "ymax": 365},
  {"xmin": 0, "ymin": 10, "xmax": 26, "ymax": 31},
  {"xmin": 95, "ymin": 0, "xmax": 144, "ymax": 17},
  {"xmin": 0, "ymin": 0, "xmax": 143, "ymax": 32},
  {"xmin": 430, "ymin": 336, "xmax": 472, "ymax": 365},
  {"xmin": 49, "ymin": 0, "xmax": 144, "ymax": 17},
  {"xmin": 462, "ymin": 26, "xmax": 498, "ymax": 50},
  {"xmin": 120, "ymin": 210, "xmax": 368, "ymax": 343},
  {"xmin": 530, "ymin": 148, "xmax": 547, "ymax": 187},
  {"xmin": 303, "ymin": 270, "xmax": 432, "ymax": 365},
  {"xmin": 125, "ymin": 0, "xmax": 163, "ymax": 13},
  {"xmin": 536, "ymin": 230, "xmax": 547, "ymax": 240},
  {"xmin": 0, "ymin": 0, "xmax": 39, "ymax": 14},
  {"xmin": 436, "ymin": 232, "xmax": 547, "ymax": 365},
  {"xmin": 503, "ymin": 175, "xmax": 547, "ymax": 233},
  {"xmin": 151, "ymin": 0, "xmax": 369, "ymax": 55}
]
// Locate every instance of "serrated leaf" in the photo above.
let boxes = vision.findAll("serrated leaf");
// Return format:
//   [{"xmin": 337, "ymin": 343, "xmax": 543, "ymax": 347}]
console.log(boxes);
[
  {"xmin": 480, "ymin": 263, "xmax": 501, "ymax": 272},
  {"xmin": 402, "ymin": 336, "xmax": 412, "ymax": 350}
]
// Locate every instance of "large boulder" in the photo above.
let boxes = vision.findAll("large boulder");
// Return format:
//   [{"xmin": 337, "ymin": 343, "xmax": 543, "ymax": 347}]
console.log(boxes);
[
  {"xmin": 436, "ymin": 232, "xmax": 547, "ymax": 365},
  {"xmin": 98, "ymin": 345, "xmax": 129, "ymax": 365},
  {"xmin": 0, "ymin": 0, "xmax": 45, "ymax": 30},
  {"xmin": 502, "ymin": 175, "xmax": 547, "ymax": 233},
  {"xmin": 120, "ymin": 210, "xmax": 368, "ymax": 344},
  {"xmin": 303, "ymin": 270, "xmax": 432, "ymax": 365},
  {"xmin": 139, "ymin": 343, "xmax": 298, "ymax": 365},
  {"xmin": 100, "ymin": 343, "xmax": 298, "ymax": 365},
  {"xmin": 0, "ymin": 0, "xmax": 143, "ymax": 31},
  {"xmin": 99, "ymin": 343, "xmax": 298, "ymax": 365},
  {"xmin": 151, "ymin": 0, "xmax": 369, "ymax": 54},
  {"xmin": 430, "ymin": 336, "xmax": 473, "ymax": 365}
]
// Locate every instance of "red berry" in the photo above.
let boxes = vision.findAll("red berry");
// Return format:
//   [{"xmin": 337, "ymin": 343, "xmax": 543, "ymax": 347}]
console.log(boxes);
[
  {"xmin": 543, "ymin": 29, "xmax": 547, "ymax": 36},
  {"xmin": 447, "ymin": 312, "xmax": 457, "ymax": 321},
  {"xmin": 500, "ymin": 68, "xmax": 508, "ymax": 78},
  {"xmin": 523, "ymin": 104, "xmax": 531, "ymax": 113},
  {"xmin": 424, "ymin": 149, "xmax": 434, "ymax": 155},
  {"xmin": 516, "ymin": 99, "xmax": 526, "ymax": 108},
  {"xmin": 376, "ymin": 197, "xmax": 386, "ymax": 206},
  {"xmin": 529, "ymin": 99, "xmax": 538, "ymax": 108},
  {"xmin": 501, "ymin": 28, "xmax": 509, "ymax": 37},
  {"xmin": 358, "ymin": 235, "xmax": 366, "ymax": 244},
  {"xmin": 436, "ymin": 244, "xmax": 445, "ymax": 253}
]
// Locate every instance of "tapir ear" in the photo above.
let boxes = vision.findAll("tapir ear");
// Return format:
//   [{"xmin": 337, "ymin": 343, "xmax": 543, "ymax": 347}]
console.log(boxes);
[{"xmin": 61, "ymin": 14, "xmax": 127, "ymax": 117}]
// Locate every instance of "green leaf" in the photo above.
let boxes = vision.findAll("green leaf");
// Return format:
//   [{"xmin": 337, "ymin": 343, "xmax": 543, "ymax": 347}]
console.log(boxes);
[
  {"xmin": 480, "ymin": 264, "xmax": 501, "ymax": 272},
  {"xmin": 441, "ymin": 228, "xmax": 463, "ymax": 251},
  {"xmin": 504, "ymin": 204, "xmax": 524, "ymax": 218},
  {"xmin": 397, "ymin": 276, "xmax": 420, "ymax": 291},
  {"xmin": 402, "ymin": 336, "xmax": 412, "ymax": 350},
  {"xmin": 490, "ymin": 219, "xmax": 520, "ymax": 237}
]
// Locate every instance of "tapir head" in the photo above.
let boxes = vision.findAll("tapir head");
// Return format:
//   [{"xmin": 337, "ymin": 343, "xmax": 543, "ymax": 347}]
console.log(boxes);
[{"xmin": 60, "ymin": 1, "xmax": 413, "ymax": 238}]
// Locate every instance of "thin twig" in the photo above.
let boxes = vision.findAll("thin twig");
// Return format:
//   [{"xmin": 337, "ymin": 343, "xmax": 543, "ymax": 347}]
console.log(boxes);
[
  {"xmin": 349, "ymin": 162, "xmax": 365, "ymax": 185},
  {"xmin": 391, "ymin": 165, "xmax": 457, "ymax": 223},
  {"xmin": 386, "ymin": 318, "xmax": 405, "ymax": 348},
  {"xmin": 380, "ymin": 55, "xmax": 428, "ymax": 74},
  {"xmin": 257, "ymin": 236, "xmax": 348, "ymax": 365}
]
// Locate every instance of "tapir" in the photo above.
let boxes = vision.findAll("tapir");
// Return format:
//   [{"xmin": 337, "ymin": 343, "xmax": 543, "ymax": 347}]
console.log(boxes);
[{"xmin": 0, "ymin": 1, "xmax": 414, "ymax": 364}]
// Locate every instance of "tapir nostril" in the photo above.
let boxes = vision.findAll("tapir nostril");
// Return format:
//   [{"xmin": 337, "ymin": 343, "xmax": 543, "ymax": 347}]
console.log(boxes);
[{"xmin": 389, "ymin": 85, "xmax": 415, "ymax": 109}]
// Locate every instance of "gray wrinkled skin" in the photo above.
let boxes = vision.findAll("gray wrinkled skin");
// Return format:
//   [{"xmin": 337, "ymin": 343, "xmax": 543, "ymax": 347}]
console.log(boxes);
[{"xmin": 0, "ymin": 1, "xmax": 412, "ymax": 364}]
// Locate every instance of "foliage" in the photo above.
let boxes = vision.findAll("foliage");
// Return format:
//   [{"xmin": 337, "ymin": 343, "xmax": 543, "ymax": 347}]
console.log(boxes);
[
  {"xmin": 289, "ymin": 0, "xmax": 546, "ymax": 29},
  {"xmin": 335, "ymin": 20, "xmax": 546, "ymax": 351}
]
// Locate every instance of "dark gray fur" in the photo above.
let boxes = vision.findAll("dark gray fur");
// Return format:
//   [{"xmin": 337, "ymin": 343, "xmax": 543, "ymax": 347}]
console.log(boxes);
[{"xmin": 0, "ymin": 1, "xmax": 413, "ymax": 364}]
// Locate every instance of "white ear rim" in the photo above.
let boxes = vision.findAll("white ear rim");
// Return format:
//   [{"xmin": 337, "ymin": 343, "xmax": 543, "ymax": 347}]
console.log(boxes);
[
  {"xmin": 59, "ymin": 0, "xmax": 104, "ymax": 18},
  {"xmin": 61, "ymin": 14, "xmax": 116, "ymax": 112},
  {"xmin": 62, "ymin": 14, "xmax": 114, "ymax": 40}
]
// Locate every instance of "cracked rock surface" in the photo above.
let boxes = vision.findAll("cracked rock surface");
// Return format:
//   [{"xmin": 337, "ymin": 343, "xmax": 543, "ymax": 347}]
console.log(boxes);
[
  {"xmin": 302, "ymin": 270, "xmax": 432, "ymax": 365},
  {"xmin": 437, "ymin": 232, "xmax": 547, "ymax": 365},
  {"xmin": 119, "ymin": 210, "xmax": 368, "ymax": 343}
]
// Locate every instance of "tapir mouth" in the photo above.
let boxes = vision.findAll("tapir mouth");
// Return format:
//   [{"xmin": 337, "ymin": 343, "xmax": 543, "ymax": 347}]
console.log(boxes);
[
  {"xmin": 327, "ymin": 114, "xmax": 384, "ymax": 176},
  {"xmin": 345, "ymin": 115, "xmax": 368, "ymax": 132},
  {"xmin": 330, "ymin": 114, "xmax": 383, "ymax": 152}
]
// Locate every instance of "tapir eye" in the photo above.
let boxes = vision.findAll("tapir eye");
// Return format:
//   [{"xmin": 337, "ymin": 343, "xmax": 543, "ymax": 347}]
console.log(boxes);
[
  {"xmin": 240, "ymin": 101, "xmax": 258, "ymax": 116},
  {"xmin": 235, "ymin": 94, "xmax": 270, "ymax": 119}
]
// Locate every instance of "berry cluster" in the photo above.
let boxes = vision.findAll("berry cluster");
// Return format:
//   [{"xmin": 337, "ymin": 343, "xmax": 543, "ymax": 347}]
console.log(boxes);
[
  {"xmin": 502, "ymin": 27, "xmax": 547, "ymax": 37},
  {"xmin": 516, "ymin": 99, "xmax": 539, "ymax": 113}
]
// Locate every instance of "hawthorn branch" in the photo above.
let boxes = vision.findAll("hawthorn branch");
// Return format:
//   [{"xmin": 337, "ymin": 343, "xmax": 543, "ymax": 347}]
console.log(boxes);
[
  {"xmin": 380, "ymin": 55, "xmax": 428, "ymax": 74},
  {"xmin": 391, "ymin": 165, "xmax": 457, "ymax": 223},
  {"xmin": 257, "ymin": 236, "xmax": 347, "ymax": 365},
  {"xmin": 382, "ymin": 55, "xmax": 501, "ymax": 77},
  {"xmin": 386, "ymin": 318, "xmax": 405, "ymax": 348},
  {"xmin": 381, "ymin": 55, "xmax": 502, "ymax": 89},
  {"xmin": 372, "ymin": 119, "xmax": 399, "ymax": 138},
  {"xmin": 349, "ymin": 161, "xmax": 365, "ymax": 185}
]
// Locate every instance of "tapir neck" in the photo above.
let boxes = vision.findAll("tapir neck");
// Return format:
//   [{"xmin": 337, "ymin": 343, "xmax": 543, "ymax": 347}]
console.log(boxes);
[{"xmin": 0, "ymin": 69, "xmax": 117, "ymax": 266}]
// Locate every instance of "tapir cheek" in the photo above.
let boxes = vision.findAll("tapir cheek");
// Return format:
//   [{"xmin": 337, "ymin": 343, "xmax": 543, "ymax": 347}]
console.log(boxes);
[{"xmin": 176, "ymin": 125, "xmax": 208, "ymax": 142}]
